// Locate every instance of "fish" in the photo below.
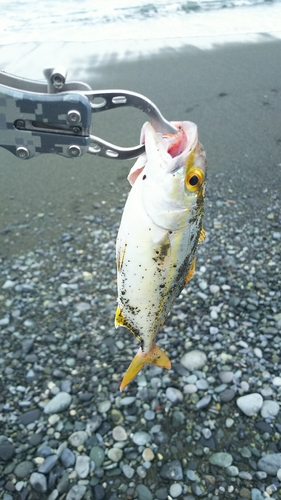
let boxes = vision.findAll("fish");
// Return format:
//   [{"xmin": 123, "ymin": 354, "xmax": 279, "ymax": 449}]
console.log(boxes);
[{"xmin": 115, "ymin": 120, "xmax": 207, "ymax": 391}]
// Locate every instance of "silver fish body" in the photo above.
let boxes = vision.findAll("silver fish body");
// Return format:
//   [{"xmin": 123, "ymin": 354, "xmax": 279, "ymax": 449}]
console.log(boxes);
[{"xmin": 115, "ymin": 120, "xmax": 207, "ymax": 390}]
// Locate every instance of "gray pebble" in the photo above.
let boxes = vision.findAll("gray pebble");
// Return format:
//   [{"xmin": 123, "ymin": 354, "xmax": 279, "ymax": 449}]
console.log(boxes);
[
  {"xmin": 14, "ymin": 460, "xmax": 33, "ymax": 478},
  {"xmin": 218, "ymin": 370, "xmax": 233, "ymax": 384},
  {"xmin": 254, "ymin": 347, "xmax": 263, "ymax": 358},
  {"xmin": 68, "ymin": 430, "xmax": 88, "ymax": 447},
  {"xmin": 86, "ymin": 415, "xmax": 102, "ymax": 434},
  {"xmin": 202, "ymin": 428, "xmax": 212, "ymax": 439},
  {"xmin": 29, "ymin": 472, "xmax": 47, "ymax": 493},
  {"xmin": 220, "ymin": 389, "xmax": 236, "ymax": 403},
  {"xmin": 260, "ymin": 386, "xmax": 273, "ymax": 398},
  {"xmin": 257, "ymin": 453, "xmax": 281, "ymax": 475},
  {"xmin": 60, "ymin": 379, "xmax": 72, "ymax": 393},
  {"xmin": 260, "ymin": 400, "xmax": 280, "ymax": 419},
  {"xmin": 196, "ymin": 378, "xmax": 209, "ymax": 390},
  {"xmin": 144, "ymin": 410, "xmax": 155, "ymax": 420},
  {"xmin": 44, "ymin": 391, "xmax": 72, "ymax": 414},
  {"xmin": 226, "ymin": 465, "xmax": 239, "ymax": 476},
  {"xmin": 66, "ymin": 485, "xmax": 87, "ymax": 500},
  {"xmin": 199, "ymin": 280, "xmax": 208, "ymax": 290},
  {"xmin": 155, "ymin": 488, "xmax": 168, "ymax": 500},
  {"xmin": 180, "ymin": 350, "xmax": 207, "ymax": 371},
  {"xmin": 37, "ymin": 445, "xmax": 52, "ymax": 458},
  {"xmin": 98, "ymin": 400, "xmax": 111, "ymax": 413},
  {"xmin": 137, "ymin": 465, "xmax": 147, "ymax": 477},
  {"xmin": 75, "ymin": 455, "xmax": 90, "ymax": 478},
  {"xmin": 169, "ymin": 483, "xmax": 182, "ymax": 498},
  {"xmin": 186, "ymin": 469, "xmax": 199, "ymax": 481},
  {"xmin": 183, "ymin": 383, "xmax": 197, "ymax": 394},
  {"xmin": 122, "ymin": 464, "xmax": 135, "ymax": 478},
  {"xmin": 60, "ymin": 447, "xmax": 75, "ymax": 468},
  {"xmin": 90, "ymin": 446, "xmax": 105, "ymax": 467},
  {"xmin": 209, "ymin": 452, "xmax": 233, "ymax": 468},
  {"xmin": 2, "ymin": 280, "xmax": 16, "ymax": 289},
  {"xmin": 251, "ymin": 488, "xmax": 265, "ymax": 500},
  {"xmin": 132, "ymin": 431, "xmax": 151, "ymax": 446},
  {"xmin": 166, "ymin": 387, "xmax": 183, "ymax": 403},
  {"xmin": 255, "ymin": 471, "xmax": 267, "ymax": 480},
  {"xmin": 172, "ymin": 410, "xmax": 185, "ymax": 427},
  {"xmin": 108, "ymin": 447, "xmax": 123, "ymax": 462},
  {"xmin": 120, "ymin": 396, "xmax": 136, "ymax": 406},
  {"xmin": 196, "ymin": 395, "xmax": 211, "ymax": 409},
  {"xmin": 239, "ymin": 470, "xmax": 252, "ymax": 480},
  {"xmin": 192, "ymin": 482, "xmax": 206, "ymax": 497},
  {"xmin": 225, "ymin": 417, "xmax": 234, "ymax": 428},
  {"xmin": 136, "ymin": 484, "xmax": 153, "ymax": 500},
  {"xmin": 0, "ymin": 316, "xmax": 10, "ymax": 326},
  {"xmin": 159, "ymin": 460, "xmax": 183, "ymax": 480},
  {"xmin": 0, "ymin": 441, "xmax": 15, "ymax": 461},
  {"xmin": 38, "ymin": 454, "xmax": 58, "ymax": 473},
  {"xmin": 47, "ymin": 490, "xmax": 59, "ymax": 500},
  {"xmin": 272, "ymin": 376, "xmax": 281, "ymax": 386},
  {"xmin": 75, "ymin": 301, "xmax": 91, "ymax": 311},
  {"xmin": 237, "ymin": 393, "xmax": 263, "ymax": 416}
]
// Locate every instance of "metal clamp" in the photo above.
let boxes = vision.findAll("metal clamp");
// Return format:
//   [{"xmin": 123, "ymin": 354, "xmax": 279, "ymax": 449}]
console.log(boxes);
[{"xmin": 0, "ymin": 67, "xmax": 177, "ymax": 160}]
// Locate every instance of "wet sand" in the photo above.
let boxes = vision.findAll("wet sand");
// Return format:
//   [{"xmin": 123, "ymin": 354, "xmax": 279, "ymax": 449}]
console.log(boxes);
[{"xmin": 0, "ymin": 40, "xmax": 281, "ymax": 257}]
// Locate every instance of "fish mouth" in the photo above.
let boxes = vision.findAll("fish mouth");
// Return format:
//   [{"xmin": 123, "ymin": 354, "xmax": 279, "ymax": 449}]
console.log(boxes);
[{"xmin": 162, "ymin": 121, "xmax": 200, "ymax": 174}]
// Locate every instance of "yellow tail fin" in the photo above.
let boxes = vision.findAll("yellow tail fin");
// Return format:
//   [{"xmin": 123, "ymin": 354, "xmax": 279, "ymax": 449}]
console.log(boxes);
[{"xmin": 120, "ymin": 344, "xmax": 171, "ymax": 391}]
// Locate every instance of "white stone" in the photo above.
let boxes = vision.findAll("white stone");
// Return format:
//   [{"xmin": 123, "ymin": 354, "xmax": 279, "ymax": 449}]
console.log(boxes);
[
  {"xmin": 108, "ymin": 447, "xmax": 123, "ymax": 462},
  {"xmin": 237, "ymin": 393, "xmax": 263, "ymax": 417},
  {"xmin": 112, "ymin": 426, "xmax": 127, "ymax": 441},
  {"xmin": 180, "ymin": 350, "xmax": 207, "ymax": 371},
  {"xmin": 272, "ymin": 377, "xmax": 281, "ymax": 387}
]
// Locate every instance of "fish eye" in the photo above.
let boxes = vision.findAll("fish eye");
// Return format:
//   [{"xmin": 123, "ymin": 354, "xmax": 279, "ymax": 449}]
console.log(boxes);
[
  {"xmin": 185, "ymin": 167, "xmax": 204, "ymax": 192},
  {"xmin": 189, "ymin": 175, "xmax": 199, "ymax": 186}
]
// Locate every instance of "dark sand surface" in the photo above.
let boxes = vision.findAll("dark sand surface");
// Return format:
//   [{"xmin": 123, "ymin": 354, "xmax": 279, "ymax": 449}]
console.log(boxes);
[{"xmin": 0, "ymin": 39, "xmax": 280, "ymax": 257}]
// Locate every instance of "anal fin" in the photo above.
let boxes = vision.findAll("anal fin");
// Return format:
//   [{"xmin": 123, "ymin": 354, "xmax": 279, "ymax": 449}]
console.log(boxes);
[
  {"xmin": 185, "ymin": 257, "xmax": 196, "ymax": 284},
  {"xmin": 199, "ymin": 227, "xmax": 206, "ymax": 243}
]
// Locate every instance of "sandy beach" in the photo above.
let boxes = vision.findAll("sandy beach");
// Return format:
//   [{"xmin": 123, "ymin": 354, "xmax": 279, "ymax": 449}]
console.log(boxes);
[
  {"xmin": 0, "ymin": 39, "xmax": 281, "ymax": 256},
  {"xmin": 0, "ymin": 39, "xmax": 281, "ymax": 500}
]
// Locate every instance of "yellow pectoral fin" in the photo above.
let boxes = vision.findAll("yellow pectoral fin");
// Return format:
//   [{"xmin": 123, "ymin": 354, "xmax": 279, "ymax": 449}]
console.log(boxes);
[
  {"xmin": 120, "ymin": 344, "xmax": 171, "ymax": 391},
  {"xmin": 185, "ymin": 257, "xmax": 196, "ymax": 284},
  {"xmin": 115, "ymin": 306, "xmax": 125, "ymax": 327}
]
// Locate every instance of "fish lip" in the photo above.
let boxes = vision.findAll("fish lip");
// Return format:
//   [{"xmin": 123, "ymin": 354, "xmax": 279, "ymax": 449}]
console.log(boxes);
[{"xmin": 164, "ymin": 121, "xmax": 199, "ymax": 174}]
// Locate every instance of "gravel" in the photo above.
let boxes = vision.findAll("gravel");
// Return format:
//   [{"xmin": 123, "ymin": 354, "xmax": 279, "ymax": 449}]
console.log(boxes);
[{"xmin": 0, "ymin": 169, "xmax": 280, "ymax": 499}]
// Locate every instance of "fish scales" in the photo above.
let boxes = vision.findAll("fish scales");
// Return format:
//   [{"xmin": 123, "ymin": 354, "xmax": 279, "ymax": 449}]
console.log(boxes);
[{"xmin": 115, "ymin": 121, "xmax": 207, "ymax": 390}]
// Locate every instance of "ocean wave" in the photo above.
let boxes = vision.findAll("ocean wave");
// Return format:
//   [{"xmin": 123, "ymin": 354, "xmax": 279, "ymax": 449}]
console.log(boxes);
[{"xmin": 0, "ymin": 0, "xmax": 280, "ymax": 47}]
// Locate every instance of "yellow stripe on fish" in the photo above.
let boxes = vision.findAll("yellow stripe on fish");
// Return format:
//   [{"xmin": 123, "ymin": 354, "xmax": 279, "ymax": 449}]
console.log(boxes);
[{"xmin": 115, "ymin": 120, "xmax": 207, "ymax": 390}]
